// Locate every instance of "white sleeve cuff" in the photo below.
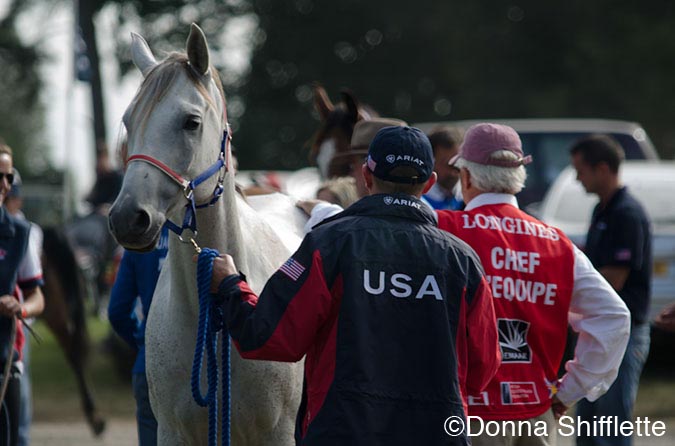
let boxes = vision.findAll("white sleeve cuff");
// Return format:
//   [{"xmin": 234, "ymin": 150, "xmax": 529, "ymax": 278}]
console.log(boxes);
[{"xmin": 304, "ymin": 202, "xmax": 343, "ymax": 234}]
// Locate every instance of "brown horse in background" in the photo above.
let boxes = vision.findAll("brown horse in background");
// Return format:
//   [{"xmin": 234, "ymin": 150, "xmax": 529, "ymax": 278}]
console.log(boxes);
[
  {"xmin": 243, "ymin": 84, "xmax": 378, "ymax": 199},
  {"xmin": 308, "ymin": 83, "xmax": 378, "ymax": 179},
  {"xmin": 40, "ymin": 225, "xmax": 106, "ymax": 436}
]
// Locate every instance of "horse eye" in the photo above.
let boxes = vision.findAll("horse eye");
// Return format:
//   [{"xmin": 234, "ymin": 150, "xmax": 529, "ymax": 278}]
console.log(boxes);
[{"xmin": 183, "ymin": 116, "xmax": 201, "ymax": 131}]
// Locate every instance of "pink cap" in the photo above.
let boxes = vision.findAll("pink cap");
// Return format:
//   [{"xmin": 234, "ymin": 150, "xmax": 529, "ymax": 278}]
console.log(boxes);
[{"xmin": 449, "ymin": 123, "xmax": 532, "ymax": 168}]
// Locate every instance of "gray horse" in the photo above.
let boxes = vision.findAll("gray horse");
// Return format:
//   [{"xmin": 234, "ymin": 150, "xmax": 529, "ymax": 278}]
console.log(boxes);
[{"xmin": 109, "ymin": 24, "xmax": 305, "ymax": 445}]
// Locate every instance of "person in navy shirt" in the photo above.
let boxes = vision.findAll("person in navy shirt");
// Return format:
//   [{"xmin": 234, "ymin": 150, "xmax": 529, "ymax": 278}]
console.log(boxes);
[
  {"xmin": 571, "ymin": 135, "xmax": 651, "ymax": 446},
  {"xmin": 108, "ymin": 225, "xmax": 169, "ymax": 446},
  {"xmin": 422, "ymin": 126, "xmax": 464, "ymax": 210}
]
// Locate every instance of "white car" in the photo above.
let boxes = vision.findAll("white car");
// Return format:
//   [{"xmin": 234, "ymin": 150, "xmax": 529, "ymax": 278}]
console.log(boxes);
[{"xmin": 538, "ymin": 161, "xmax": 675, "ymax": 320}]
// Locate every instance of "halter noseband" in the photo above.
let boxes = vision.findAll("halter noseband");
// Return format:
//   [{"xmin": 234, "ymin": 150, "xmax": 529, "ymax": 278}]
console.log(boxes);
[{"xmin": 126, "ymin": 121, "xmax": 232, "ymax": 241}]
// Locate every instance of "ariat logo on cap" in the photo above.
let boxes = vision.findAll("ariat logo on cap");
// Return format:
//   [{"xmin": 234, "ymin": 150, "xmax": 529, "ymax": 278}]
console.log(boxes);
[
  {"xmin": 393, "ymin": 154, "xmax": 424, "ymax": 165},
  {"xmin": 383, "ymin": 196, "xmax": 394, "ymax": 205},
  {"xmin": 367, "ymin": 126, "xmax": 434, "ymax": 184}
]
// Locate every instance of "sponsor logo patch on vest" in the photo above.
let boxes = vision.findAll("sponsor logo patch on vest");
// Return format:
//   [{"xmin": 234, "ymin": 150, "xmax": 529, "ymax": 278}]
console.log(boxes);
[
  {"xmin": 498, "ymin": 318, "xmax": 532, "ymax": 363},
  {"xmin": 501, "ymin": 382, "xmax": 540, "ymax": 405},
  {"xmin": 468, "ymin": 391, "xmax": 490, "ymax": 406}
]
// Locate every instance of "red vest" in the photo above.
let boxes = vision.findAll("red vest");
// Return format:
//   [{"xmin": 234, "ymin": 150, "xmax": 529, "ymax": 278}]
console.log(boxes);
[{"xmin": 438, "ymin": 204, "xmax": 575, "ymax": 420}]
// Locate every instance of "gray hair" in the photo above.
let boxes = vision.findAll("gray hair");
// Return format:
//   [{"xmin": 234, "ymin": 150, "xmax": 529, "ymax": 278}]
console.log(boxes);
[{"xmin": 456, "ymin": 150, "xmax": 527, "ymax": 194}]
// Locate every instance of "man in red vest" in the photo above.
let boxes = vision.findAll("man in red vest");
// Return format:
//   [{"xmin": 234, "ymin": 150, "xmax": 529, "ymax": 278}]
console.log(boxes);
[{"xmin": 436, "ymin": 123, "xmax": 631, "ymax": 446}]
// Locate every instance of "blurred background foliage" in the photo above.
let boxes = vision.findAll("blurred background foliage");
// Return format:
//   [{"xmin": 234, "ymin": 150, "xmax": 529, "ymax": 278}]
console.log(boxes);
[{"xmin": 2, "ymin": 0, "xmax": 675, "ymax": 175}]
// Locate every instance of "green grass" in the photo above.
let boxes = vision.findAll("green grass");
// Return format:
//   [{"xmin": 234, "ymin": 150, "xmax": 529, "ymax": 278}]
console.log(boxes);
[{"xmin": 29, "ymin": 317, "xmax": 135, "ymax": 422}]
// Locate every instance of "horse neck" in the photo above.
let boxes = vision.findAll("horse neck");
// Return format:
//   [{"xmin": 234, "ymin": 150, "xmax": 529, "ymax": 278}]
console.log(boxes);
[
  {"xmin": 165, "ymin": 173, "xmax": 247, "ymax": 314},
  {"xmin": 195, "ymin": 173, "xmax": 248, "ymax": 266}
]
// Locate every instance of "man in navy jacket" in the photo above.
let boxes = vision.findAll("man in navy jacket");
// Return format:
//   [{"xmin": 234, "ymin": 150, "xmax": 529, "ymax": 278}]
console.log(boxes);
[
  {"xmin": 109, "ymin": 225, "xmax": 168, "ymax": 446},
  {"xmin": 209, "ymin": 126, "xmax": 500, "ymax": 445}
]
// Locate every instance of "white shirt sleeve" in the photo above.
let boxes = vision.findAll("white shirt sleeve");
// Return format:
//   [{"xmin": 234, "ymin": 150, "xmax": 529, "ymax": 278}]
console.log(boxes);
[
  {"xmin": 17, "ymin": 223, "xmax": 43, "ymax": 287},
  {"xmin": 304, "ymin": 202, "xmax": 343, "ymax": 234},
  {"xmin": 556, "ymin": 245, "xmax": 630, "ymax": 407}
]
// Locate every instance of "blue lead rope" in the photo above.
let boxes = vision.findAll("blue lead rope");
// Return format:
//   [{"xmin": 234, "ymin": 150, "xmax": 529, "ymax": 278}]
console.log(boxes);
[{"xmin": 193, "ymin": 248, "xmax": 231, "ymax": 446}]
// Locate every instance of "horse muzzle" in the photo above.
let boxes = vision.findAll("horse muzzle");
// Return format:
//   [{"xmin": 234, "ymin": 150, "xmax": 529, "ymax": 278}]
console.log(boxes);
[{"xmin": 108, "ymin": 194, "xmax": 164, "ymax": 252}]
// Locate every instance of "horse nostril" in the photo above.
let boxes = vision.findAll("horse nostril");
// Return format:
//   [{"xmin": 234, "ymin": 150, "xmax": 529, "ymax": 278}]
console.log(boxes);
[{"xmin": 133, "ymin": 209, "xmax": 151, "ymax": 233}]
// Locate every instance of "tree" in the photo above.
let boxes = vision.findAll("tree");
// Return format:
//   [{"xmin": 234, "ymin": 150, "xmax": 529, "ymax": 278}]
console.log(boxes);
[
  {"xmin": 0, "ymin": 0, "xmax": 48, "ymax": 175},
  {"xmin": 76, "ymin": 0, "xmax": 253, "ymax": 161},
  {"xmin": 236, "ymin": 0, "xmax": 675, "ymax": 168}
]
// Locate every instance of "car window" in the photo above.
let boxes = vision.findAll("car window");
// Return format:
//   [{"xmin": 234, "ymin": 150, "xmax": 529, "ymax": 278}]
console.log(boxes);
[{"xmin": 612, "ymin": 134, "xmax": 646, "ymax": 160}]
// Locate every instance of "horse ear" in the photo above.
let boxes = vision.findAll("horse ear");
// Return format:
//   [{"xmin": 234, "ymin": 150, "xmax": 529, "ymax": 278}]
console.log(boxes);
[
  {"xmin": 131, "ymin": 32, "xmax": 158, "ymax": 77},
  {"xmin": 312, "ymin": 83, "xmax": 334, "ymax": 120},
  {"xmin": 341, "ymin": 89, "xmax": 361, "ymax": 123},
  {"xmin": 187, "ymin": 23, "xmax": 210, "ymax": 76}
]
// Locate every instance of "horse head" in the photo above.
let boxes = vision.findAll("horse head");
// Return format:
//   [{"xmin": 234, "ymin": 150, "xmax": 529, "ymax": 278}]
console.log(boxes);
[
  {"xmin": 309, "ymin": 84, "xmax": 376, "ymax": 179},
  {"xmin": 109, "ymin": 24, "xmax": 229, "ymax": 251}
]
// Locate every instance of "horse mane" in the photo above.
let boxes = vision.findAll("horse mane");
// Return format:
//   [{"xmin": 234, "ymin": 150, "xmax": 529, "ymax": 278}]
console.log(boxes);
[{"xmin": 130, "ymin": 52, "xmax": 226, "ymax": 137}]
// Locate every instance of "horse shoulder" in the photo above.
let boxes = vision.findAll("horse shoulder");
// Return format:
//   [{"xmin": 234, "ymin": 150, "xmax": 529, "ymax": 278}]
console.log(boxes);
[
  {"xmin": 236, "ymin": 194, "xmax": 306, "ymax": 292},
  {"xmin": 241, "ymin": 192, "xmax": 307, "ymax": 247}
]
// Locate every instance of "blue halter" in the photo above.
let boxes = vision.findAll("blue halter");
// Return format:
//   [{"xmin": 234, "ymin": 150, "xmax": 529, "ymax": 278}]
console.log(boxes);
[{"xmin": 126, "ymin": 125, "xmax": 232, "ymax": 242}]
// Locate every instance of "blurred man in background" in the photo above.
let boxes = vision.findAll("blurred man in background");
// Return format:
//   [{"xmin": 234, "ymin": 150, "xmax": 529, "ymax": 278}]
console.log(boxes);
[
  {"xmin": 571, "ymin": 135, "xmax": 652, "ymax": 446},
  {"xmin": 422, "ymin": 126, "xmax": 464, "ymax": 210}
]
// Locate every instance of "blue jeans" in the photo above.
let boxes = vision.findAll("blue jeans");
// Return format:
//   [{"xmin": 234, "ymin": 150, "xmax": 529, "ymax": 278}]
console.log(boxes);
[
  {"xmin": 132, "ymin": 372, "xmax": 158, "ymax": 446},
  {"xmin": 576, "ymin": 323, "xmax": 650, "ymax": 446}
]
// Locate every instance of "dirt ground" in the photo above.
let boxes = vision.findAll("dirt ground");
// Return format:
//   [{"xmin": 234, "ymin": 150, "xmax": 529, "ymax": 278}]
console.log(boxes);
[{"xmin": 30, "ymin": 419, "xmax": 137, "ymax": 446}]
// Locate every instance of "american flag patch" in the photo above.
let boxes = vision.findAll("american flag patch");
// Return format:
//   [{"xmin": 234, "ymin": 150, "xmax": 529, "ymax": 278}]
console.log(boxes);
[
  {"xmin": 279, "ymin": 258, "xmax": 306, "ymax": 281},
  {"xmin": 615, "ymin": 249, "xmax": 632, "ymax": 261}
]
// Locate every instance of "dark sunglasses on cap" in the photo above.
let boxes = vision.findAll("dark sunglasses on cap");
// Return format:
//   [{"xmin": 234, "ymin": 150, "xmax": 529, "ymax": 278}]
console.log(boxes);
[{"xmin": 0, "ymin": 172, "xmax": 14, "ymax": 184}]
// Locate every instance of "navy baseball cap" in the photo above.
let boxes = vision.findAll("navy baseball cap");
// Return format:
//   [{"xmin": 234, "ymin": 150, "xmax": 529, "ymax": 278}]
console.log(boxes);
[{"xmin": 366, "ymin": 126, "xmax": 434, "ymax": 184}]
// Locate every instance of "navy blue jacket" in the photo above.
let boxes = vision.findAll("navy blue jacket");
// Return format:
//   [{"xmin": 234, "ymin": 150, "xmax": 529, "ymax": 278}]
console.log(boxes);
[
  {"xmin": 108, "ymin": 225, "xmax": 169, "ymax": 374},
  {"xmin": 218, "ymin": 194, "xmax": 500, "ymax": 446},
  {"xmin": 0, "ymin": 207, "xmax": 31, "ymax": 365}
]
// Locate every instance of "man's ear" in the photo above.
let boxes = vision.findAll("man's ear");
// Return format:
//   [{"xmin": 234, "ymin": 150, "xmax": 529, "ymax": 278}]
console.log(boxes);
[
  {"xmin": 460, "ymin": 168, "xmax": 472, "ymax": 193},
  {"xmin": 362, "ymin": 164, "xmax": 374, "ymax": 192},
  {"xmin": 421, "ymin": 172, "xmax": 437, "ymax": 194}
]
